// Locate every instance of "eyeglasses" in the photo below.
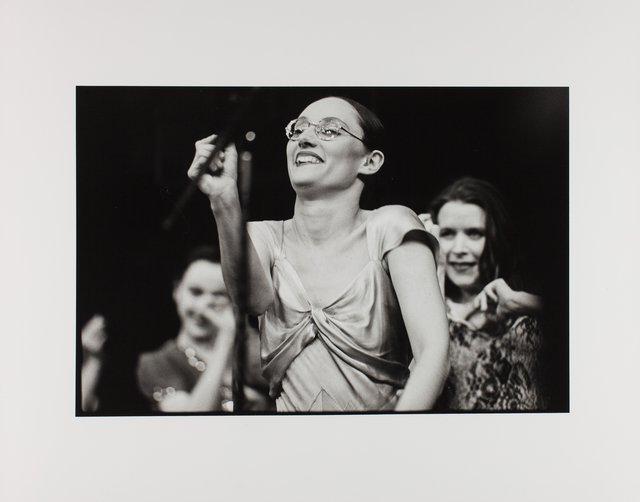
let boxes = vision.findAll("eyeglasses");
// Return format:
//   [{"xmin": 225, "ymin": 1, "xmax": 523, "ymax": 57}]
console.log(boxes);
[{"xmin": 285, "ymin": 117, "xmax": 364, "ymax": 143}]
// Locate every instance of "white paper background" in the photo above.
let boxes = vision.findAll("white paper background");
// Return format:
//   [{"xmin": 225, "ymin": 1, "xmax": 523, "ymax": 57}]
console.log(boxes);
[{"xmin": 2, "ymin": 1, "xmax": 639, "ymax": 501}]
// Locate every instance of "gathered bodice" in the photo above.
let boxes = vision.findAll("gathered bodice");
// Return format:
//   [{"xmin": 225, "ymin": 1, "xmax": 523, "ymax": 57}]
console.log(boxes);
[{"xmin": 248, "ymin": 206, "xmax": 436, "ymax": 411}]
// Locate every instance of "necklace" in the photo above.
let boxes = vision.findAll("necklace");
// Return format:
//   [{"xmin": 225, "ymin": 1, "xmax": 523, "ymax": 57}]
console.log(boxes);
[{"xmin": 181, "ymin": 345, "xmax": 207, "ymax": 372}]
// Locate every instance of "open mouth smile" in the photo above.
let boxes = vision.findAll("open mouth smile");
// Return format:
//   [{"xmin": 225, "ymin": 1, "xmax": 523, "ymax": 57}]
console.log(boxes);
[
  {"xmin": 189, "ymin": 313, "xmax": 210, "ymax": 327},
  {"xmin": 295, "ymin": 151, "xmax": 324, "ymax": 166}
]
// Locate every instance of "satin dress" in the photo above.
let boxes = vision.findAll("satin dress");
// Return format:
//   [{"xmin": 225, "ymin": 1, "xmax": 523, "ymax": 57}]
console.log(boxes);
[{"xmin": 248, "ymin": 206, "xmax": 436, "ymax": 412}]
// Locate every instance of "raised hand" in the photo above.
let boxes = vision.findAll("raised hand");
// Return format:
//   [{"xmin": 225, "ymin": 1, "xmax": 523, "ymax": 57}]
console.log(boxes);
[
  {"xmin": 187, "ymin": 134, "xmax": 238, "ymax": 203},
  {"xmin": 418, "ymin": 213, "xmax": 439, "ymax": 240},
  {"xmin": 472, "ymin": 278, "xmax": 542, "ymax": 319},
  {"xmin": 199, "ymin": 304, "xmax": 237, "ymax": 360},
  {"xmin": 81, "ymin": 314, "xmax": 108, "ymax": 357}
]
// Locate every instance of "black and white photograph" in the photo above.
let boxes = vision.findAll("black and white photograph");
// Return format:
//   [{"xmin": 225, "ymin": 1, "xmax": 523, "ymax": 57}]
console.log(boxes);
[
  {"xmin": 4, "ymin": 1, "xmax": 640, "ymax": 501},
  {"xmin": 76, "ymin": 87, "xmax": 568, "ymax": 415}
]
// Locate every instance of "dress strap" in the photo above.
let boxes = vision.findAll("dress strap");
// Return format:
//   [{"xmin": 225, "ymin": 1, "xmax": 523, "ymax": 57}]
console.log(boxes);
[{"xmin": 280, "ymin": 220, "xmax": 286, "ymax": 257}]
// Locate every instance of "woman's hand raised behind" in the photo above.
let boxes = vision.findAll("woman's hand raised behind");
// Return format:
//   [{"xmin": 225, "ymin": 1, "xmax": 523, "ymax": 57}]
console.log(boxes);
[{"xmin": 472, "ymin": 278, "xmax": 543, "ymax": 319}]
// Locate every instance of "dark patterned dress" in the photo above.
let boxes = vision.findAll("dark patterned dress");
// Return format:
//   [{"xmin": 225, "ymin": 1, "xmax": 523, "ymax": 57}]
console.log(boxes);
[{"xmin": 441, "ymin": 312, "xmax": 543, "ymax": 411}]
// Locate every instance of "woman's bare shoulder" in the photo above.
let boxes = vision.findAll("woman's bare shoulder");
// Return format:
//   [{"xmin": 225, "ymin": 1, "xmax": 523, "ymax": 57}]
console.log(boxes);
[{"xmin": 370, "ymin": 204, "xmax": 417, "ymax": 217}]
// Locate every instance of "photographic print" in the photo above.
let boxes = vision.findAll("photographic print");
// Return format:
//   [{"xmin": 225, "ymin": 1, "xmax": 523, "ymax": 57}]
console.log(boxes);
[
  {"xmin": 7, "ymin": 1, "xmax": 640, "ymax": 501},
  {"xmin": 76, "ymin": 87, "xmax": 569, "ymax": 415}
]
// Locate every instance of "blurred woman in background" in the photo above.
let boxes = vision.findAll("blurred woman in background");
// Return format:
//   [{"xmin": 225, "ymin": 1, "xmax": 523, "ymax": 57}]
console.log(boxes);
[
  {"xmin": 421, "ymin": 177, "xmax": 544, "ymax": 410},
  {"xmin": 136, "ymin": 246, "xmax": 271, "ymax": 412}
]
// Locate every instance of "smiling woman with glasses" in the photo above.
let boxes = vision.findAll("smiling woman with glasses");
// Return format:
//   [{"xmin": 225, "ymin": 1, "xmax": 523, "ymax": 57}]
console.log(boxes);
[{"xmin": 187, "ymin": 96, "xmax": 449, "ymax": 412}]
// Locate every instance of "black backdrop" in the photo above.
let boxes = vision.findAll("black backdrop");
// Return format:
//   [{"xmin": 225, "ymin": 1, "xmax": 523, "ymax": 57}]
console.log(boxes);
[{"xmin": 77, "ymin": 87, "xmax": 568, "ymax": 413}]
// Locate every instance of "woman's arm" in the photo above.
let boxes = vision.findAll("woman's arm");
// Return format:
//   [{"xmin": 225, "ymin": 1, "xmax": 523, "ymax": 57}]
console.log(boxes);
[
  {"xmin": 387, "ymin": 240, "xmax": 450, "ymax": 411},
  {"xmin": 187, "ymin": 136, "xmax": 274, "ymax": 315},
  {"xmin": 209, "ymin": 192, "xmax": 275, "ymax": 315},
  {"xmin": 158, "ymin": 336, "xmax": 234, "ymax": 413},
  {"xmin": 158, "ymin": 307, "xmax": 235, "ymax": 412},
  {"xmin": 80, "ymin": 315, "xmax": 107, "ymax": 412},
  {"xmin": 473, "ymin": 278, "xmax": 543, "ymax": 319},
  {"xmin": 81, "ymin": 357, "xmax": 103, "ymax": 412}
]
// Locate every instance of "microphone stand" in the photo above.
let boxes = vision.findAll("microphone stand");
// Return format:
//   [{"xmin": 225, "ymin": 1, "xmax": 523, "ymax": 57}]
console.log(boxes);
[
  {"xmin": 162, "ymin": 88, "xmax": 259, "ymax": 231},
  {"xmin": 163, "ymin": 89, "xmax": 260, "ymax": 413},
  {"xmin": 232, "ymin": 150, "xmax": 253, "ymax": 413}
]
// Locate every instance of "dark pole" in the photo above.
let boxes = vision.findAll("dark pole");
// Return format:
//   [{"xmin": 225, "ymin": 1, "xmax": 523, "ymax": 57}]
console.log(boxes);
[
  {"xmin": 162, "ymin": 89, "xmax": 260, "ymax": 411},
  {"xmin": 232, "ymin": 150, "xmax": 253, "ymax": 412},
  {"xmin": 162, "ymin": 89, "xmax": 260, "ymax": 232}
]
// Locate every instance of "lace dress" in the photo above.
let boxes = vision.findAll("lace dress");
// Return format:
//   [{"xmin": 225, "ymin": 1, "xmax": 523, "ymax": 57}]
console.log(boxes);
[{"xmin": 440, "ymin": 308, "xmax": 544, "ymax": 411}]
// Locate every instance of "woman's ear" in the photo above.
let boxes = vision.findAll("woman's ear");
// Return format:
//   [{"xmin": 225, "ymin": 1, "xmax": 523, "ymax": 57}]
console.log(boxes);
[{"xmin": 358, "ymin": 150, "xmax": 384, "ymax": 176}]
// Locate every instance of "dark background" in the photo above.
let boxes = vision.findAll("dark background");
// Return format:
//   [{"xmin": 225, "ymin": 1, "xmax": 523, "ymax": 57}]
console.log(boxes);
[{"xmin": 76, "ymin": 87, "xmax": 569, "ymax": 414}]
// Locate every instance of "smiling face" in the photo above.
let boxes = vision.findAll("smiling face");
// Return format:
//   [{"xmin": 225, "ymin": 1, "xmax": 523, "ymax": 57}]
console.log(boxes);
[
  {"xmin": 173, "ymin": 260, "xmax": 231, "ymax": 342},
  {"xmin": 437, "ymin": 201, "xmax": 487, "ymax": 300},
  {"xmin": 286, "ymin": 97, "xmax": 370, "ymax": 195}
]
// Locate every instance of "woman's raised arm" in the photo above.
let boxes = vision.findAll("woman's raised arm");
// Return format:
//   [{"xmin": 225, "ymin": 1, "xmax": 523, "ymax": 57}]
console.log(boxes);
[{"xmin": 188, "ymin": 135, "xmax": 274, "ymax": 315}]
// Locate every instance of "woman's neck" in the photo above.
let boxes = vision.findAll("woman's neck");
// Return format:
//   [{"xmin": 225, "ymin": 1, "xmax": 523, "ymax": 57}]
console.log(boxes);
[
  {"xmin": 446, "ymin": 283, "xmax": 487, "ymax": 325},
  {"xmin": 292, "ymin": 190, "xmax": 363, "ymax": 245},
  {"xmin": 455, "ymin": 290, "xmax": 477, "ymax": 305},
  {"xmin": 447, "ymin": 282, "xmax": 482, "ymax": 305}
]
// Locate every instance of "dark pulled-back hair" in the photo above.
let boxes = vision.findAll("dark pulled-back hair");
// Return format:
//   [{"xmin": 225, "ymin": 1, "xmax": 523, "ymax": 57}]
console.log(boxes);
[
  {"xmin": 333, "ymin": 96, "xmax": 386, "ymax": 153},
  {"xmin": 430, "ymin": 177, "xmax": 522, "ymax": 293},
  {"xmin": 173, "ymin": 245, "xmax": 221, "ymax": 283}
]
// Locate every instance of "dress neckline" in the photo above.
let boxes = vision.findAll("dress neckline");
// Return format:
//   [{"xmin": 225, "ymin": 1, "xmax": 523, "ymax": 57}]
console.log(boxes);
[
  {"xmin": 278, "ymin": 257, "xmax": 376, "ymax": 310},
  {"xmin": 276, "ymin": 210, "xmax": 376, "ymax": 310}
]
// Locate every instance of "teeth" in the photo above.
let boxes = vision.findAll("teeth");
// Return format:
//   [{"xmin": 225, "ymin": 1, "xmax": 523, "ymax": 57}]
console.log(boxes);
[{"xmin": 296, "ymin": 154, "xmax": 322, "ymax": 165}]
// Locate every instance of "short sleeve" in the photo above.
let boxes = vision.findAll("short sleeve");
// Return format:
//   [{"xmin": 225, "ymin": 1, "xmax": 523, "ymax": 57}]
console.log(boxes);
[
  {"xmin": 247, "ymin": 220, "xmax": 283, "ymax": 274},
  {"xmin": 368, "ymin": 205, "xmax": 439, "ymax": 261}
]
